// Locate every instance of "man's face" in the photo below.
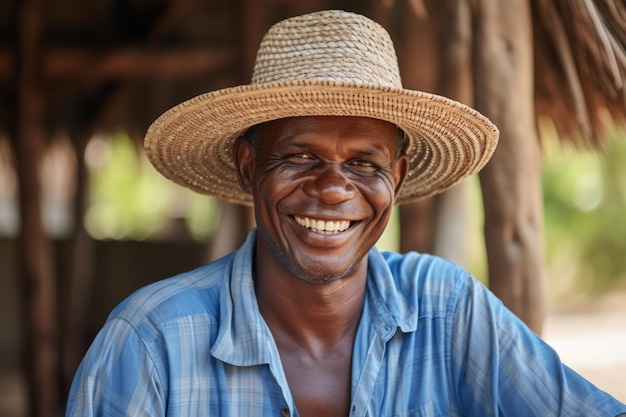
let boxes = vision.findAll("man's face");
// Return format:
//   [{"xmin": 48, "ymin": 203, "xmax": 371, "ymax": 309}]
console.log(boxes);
[{"xmin": 236, "ymin": 116, "xmax": 408, "ymax": 284}]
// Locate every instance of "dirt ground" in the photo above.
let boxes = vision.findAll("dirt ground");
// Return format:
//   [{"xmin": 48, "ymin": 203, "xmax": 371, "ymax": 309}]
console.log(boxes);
[
  {"xmin": 543, "ymin": 292, "xmax": 626, "ymax": 403},
  {"xmin": 1, "ymin": 295, "xmax": 625, "ymax": 416}
]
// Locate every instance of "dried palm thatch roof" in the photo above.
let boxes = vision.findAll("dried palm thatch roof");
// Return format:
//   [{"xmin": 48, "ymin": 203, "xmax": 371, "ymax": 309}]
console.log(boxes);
[
  {"xmin": 533, "ymin": 0, "xmax": 626, "ymax": 147},
  {"xmin": 393, "ymin": 0, "xmax": 626, "ymax": 147}
]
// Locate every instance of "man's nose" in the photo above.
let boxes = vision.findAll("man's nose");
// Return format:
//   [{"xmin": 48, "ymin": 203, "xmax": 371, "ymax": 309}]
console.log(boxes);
[{"xmin": 302, "ymin": 164, "xmax": 356, "ymax": 204}]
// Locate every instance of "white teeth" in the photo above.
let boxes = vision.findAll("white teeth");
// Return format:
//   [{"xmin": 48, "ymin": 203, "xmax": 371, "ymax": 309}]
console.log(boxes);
[{"xmin": 295, "ymin": 216, "xmax": 351, "ymax": 234}]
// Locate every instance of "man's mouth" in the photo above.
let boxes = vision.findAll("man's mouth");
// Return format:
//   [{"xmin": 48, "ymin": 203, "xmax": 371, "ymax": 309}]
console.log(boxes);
[{"xmin": 294, "ymin": 216, "xmax": 352, "ymax": 234}]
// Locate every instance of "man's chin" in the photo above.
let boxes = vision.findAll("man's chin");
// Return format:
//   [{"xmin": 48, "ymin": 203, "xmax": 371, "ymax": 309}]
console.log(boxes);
[
  {"xmin": 295, "ymin": 273, "xmax": 344, "ymax": 285},
  {"xmin": 289, "ymin": 259, "xmax": 361, "ymax": 285}
]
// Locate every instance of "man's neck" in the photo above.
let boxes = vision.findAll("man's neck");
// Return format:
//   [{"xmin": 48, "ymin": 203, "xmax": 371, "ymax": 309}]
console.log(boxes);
[{"xmin": 254, "ymin": 258, "xmax": 367, "ymax": 354}]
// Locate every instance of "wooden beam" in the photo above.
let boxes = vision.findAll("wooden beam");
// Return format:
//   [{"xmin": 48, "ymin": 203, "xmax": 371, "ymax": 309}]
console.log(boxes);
[{"xmin": 0, "ymin": 48, "xmax": 233, "ymax": 81}]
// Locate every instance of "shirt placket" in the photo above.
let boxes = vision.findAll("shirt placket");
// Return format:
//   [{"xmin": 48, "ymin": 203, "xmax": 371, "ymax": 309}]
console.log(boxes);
[{"xmin": 348, "ymin": 288, "xmax": 396, "ymax": 417}]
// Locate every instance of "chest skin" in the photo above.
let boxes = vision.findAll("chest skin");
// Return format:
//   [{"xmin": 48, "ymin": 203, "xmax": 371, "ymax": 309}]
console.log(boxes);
[{"xmin": 278, "ymin": 343, "xmax": 353, "ymax": 417}]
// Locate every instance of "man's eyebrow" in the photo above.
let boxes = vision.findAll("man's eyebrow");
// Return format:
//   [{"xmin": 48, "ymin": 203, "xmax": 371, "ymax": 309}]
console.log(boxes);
[
  {"xmin": 354, "ymin": 147, "xmax": 387, "ymax": 156},
  {"xmin": 285, "ymin": 140, "xmax": 312, "ymax": 149},
  {"xmin": 351, "ymin": 143, "xmax": 393, "ymax": 158}
]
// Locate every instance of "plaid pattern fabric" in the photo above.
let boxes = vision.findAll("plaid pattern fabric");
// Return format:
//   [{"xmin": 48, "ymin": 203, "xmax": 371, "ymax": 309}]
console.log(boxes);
[{"xmin": 67, "ymin": 231, "xmax": 626, "ymax": 416}]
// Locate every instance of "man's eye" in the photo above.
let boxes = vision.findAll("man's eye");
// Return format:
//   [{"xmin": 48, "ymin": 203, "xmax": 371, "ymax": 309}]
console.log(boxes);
[
  {"xmin": 349, "ymin": 160, "xmax": 378, "ymax": 172},
  {"xmin": 287, "ymin": 153, "xmax": 314, "ymax": 164}
]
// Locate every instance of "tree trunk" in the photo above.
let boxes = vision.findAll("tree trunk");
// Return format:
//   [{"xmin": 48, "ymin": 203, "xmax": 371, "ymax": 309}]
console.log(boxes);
[
  {"xmin": 12, "ymin": 0, "xmax": 59, "ymax": 414},
  {"xmin": 207, "ymin": 202, "xmax": 254, "ymax": 261},
  {"xmin": 473, "ymin": 0, "xmax": 546, "ymax": 333}
]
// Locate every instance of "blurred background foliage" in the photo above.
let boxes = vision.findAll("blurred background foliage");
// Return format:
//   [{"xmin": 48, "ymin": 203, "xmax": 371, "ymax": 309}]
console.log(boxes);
[
  {"xmin": 84, "ymin": 132, "xmax": 220, "ymax": 242},
  {"xmin": 84, "ymin": 128, "xmax": 626, "ymax": 298},
  {"xmin": 541, "ymin": 126, "xmax": 626, "ymax": 297}
]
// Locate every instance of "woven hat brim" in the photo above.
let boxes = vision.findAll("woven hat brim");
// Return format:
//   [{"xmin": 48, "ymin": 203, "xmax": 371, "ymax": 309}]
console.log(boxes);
[{"xmin": 144, "ymin": 80, "xmax": 499, "ymax": 206}]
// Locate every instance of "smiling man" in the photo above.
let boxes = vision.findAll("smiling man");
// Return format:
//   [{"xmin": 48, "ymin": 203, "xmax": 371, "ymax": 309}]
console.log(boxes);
[
  {"xmin": 237, "ymin": 116, "xmax": 406, "ymax": 415},
  {"xmin": 238, "ymin": 116, "xmax": 407, "ymax": 285},
  {"xmin": 66, "ymin": 10, "xmax": 626, "ymax": 417}
]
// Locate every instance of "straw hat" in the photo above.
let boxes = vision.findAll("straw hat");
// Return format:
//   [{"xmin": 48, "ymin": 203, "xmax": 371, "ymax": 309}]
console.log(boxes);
[{"xmin": 144, "ymin": 10, "xmax": 499, "ymax": 206}]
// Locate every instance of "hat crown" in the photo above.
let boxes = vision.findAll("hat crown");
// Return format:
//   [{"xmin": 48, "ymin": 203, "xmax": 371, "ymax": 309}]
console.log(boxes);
[{"xmin": 251, "ymin": 10, "xmax": 402, "ymax": 88}]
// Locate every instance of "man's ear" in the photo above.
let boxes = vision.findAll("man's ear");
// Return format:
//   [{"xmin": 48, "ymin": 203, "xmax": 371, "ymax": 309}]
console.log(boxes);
[
  {"xmin": 393, "ymin": 154, "xmax": 409, "ymax": 198},
  {"xmin": 234, "ymin": 137, "xmax": 255, "ymax": 194}
]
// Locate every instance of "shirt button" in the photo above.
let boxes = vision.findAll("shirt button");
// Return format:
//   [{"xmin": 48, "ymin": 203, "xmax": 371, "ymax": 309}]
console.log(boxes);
[{"xmin": 281, "ymin": 406, "xmax": 290, "ymax": 417}]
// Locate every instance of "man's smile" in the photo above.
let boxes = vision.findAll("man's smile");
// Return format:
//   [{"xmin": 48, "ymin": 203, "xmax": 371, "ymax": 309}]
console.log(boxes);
[{"xmin": 294, "ymin": 215, "xmax": 353, "ymax": 234}]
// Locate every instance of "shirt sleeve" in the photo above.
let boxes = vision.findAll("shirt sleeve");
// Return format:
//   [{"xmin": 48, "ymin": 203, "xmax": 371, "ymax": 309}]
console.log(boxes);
[
  {"xmin": 447, "ymin": 273, "xmax": 626, "ymax": 416},
  {"xmin": 65, "ymin": 317, "xmax": 166, "ymax": 417}
]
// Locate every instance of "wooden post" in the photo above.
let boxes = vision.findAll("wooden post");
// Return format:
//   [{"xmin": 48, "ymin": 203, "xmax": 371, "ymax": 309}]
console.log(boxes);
[
  {"xmin": 473, "ymin": 0, "xmax": 546, "ymax": 333},
  {"xmin": 61, "ymin": 129, "xmax": 95, "ymax": 397},
  {"xmin": 387, "ymin": 0, "xmax": 439, "ymax": 255},
  {"xmin": 390, "ymin": 0, "xmax": 473, "ymax": 261},
  {"xmin": 12, "ymin": 0, "xmax": 59, "ymax": 414}
]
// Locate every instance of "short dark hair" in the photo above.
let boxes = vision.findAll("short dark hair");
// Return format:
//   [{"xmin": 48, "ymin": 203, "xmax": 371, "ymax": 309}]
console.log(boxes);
[
  {"xmin": 395, "ymin": 128, "xmax": 409, "ymax": 158},
  {"xmin": 242, "ymin": 123, "xmax": 264, "ymax": 150},
  {"xmin": 243, "ymin": 122, "xmax": 409, "ymax": 158}
]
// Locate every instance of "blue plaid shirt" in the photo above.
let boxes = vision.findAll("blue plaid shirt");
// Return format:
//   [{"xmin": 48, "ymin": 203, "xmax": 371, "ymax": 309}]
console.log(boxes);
[{"xmin": 66, "ymin": 230, "xmax": 626, "ymax": 416}]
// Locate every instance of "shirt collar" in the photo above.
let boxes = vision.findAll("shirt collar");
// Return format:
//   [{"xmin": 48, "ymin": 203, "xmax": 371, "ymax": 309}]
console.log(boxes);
[
  {"xmin": 210, "ymin": 230, "xmax": 419, "ymax": 366},
  {"xmin": 210, "ymin": 230, "xmax": 274, "ymax": 366},
  {"xmin": 366, "ymin": 247, "xmax": 419, "ymax": 337}
]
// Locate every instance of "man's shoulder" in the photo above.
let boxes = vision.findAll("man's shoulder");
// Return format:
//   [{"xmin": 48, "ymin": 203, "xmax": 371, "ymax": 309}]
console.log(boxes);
[
  {"xmin": 375, "ymin": 250, "xmax": 474, "ymax": 314},
  {"xmin": 108, "ymin": 253, "xmax": 236, "ymax": 327},
  {"xmin": 380, "ymin": 250, "xmax": 469, "ymax": 285}
]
